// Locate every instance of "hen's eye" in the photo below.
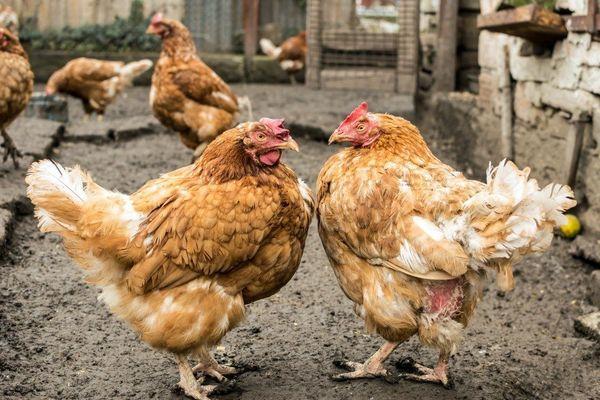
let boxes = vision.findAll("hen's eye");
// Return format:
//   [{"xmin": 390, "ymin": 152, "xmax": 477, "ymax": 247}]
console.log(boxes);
[
  {"xmin": 356, "ymin": 124, "xmax": 366, "ymax": 133},
  {"xmin": 256, "ymin": 132, "xmax": 267, "ymax": 141}
]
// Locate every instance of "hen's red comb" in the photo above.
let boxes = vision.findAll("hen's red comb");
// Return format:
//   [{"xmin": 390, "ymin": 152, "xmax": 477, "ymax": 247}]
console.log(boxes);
[
  {"xmin": 151, "ymin": 13, "xmax": 163, "ymax": 25},
  {"xmin": 260, "ymin": 117, "xmax": 289, "ymax": 136},
  {"xmin": 341, "ymin": 102, "xmax": 368, "ymax": 126}
]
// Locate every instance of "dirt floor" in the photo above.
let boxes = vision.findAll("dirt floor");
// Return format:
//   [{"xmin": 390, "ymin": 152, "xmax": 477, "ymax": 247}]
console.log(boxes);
[{"xmin": 1, "ymin": 85, "xmax": 599, "ymax": 400}]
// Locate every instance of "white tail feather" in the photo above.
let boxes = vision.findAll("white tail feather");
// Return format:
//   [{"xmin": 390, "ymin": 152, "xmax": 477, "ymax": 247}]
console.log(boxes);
[{"xmin": 259, "ymin": 38, "xmax": 281, "ymax": 59}]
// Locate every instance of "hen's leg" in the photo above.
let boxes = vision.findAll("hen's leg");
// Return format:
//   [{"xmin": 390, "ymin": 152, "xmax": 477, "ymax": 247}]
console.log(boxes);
[
  {"xmin": 176, "ymin": 354, "xmax": 216, "ymax": 400},
  {"xmin": 1, "ymin": 129, "xmax": 22, "ymax": 168},
  {"xmin": 332, "ymin": 341, "xmax": 398, "ymax": 381},
  {"xmin": 193, "ymin": 348, "xmax": 238, "ymax": 382},
  {"xmin": 398, "ymin": 351, "xmax": 451, "ymax": 388}
]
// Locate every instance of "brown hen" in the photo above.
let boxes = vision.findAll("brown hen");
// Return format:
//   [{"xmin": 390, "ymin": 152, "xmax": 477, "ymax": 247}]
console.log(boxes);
[
  {"xmin": 147, "ymin": 13, "xmax": 243, "ymax": 159},
  {"xmin": 0, "ymin": 27, "xmax": 32, "ymax": 167},
  {"xmin": 46, "ymin": 57, "xmax": 153, "ymax": 121},
  {"xmin": 317, "ymin": 102, "xmax": 576, "ymax": 387},
  {"xmin": 26, "ymin": 118, "xmax": 314, "ymax": 400},
  {"xmin": 260, "ymin": 31, "xmax": 307, "ymax": 84}
]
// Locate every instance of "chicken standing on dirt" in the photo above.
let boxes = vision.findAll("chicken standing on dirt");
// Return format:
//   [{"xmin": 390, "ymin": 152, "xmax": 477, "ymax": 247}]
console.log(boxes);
[
  {"xmin": 45, "ymin": 57, "xmax": 153, "ymax": 121},
  {"xmin": 26, "ymin": 118, "xmax": 314, "ymax": 400},
  {"xmin": 0, "ymin": 27, "xmax": 33, "ymax": 168},
  {"xmin": 317, "ymin": 102, "xmax": 576, "ymax": 387},
  {"xmin": 147, "ymin": 13, "xmax": 242, "ymax": 159},
  {"xmin": 259, "ymin": 31, "xmax": 306, "ymax": 84}
]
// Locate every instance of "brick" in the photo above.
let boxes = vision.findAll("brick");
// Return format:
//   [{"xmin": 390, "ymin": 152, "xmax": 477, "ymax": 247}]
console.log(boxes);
[
  {"xmin": 580, "ymin": 66, "xmax": 600, "ymax": 95},
  {"xmin": 478, "ymin": 30, "xmax": 510, "ymax": 69},
  {"xmin": 539, "ymin": 84, "xmax": 598, "ymax": 115}
]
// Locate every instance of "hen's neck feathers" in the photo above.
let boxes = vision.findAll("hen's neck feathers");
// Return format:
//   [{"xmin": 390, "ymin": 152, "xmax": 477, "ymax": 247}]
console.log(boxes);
[
  {"xmin": 370, "ymin": 114, "xmax": 438, "ymax": 163},
  {"xmin": 1, "ymin": 41, "xmax": 27, "ymax": 59},
  {"xmin": 160, "ymin": 22, "xmax": 197, "ymax": 60},
  {"xmin": 191, "ymin": 130, "xmax": 289, "ymax": 184}
]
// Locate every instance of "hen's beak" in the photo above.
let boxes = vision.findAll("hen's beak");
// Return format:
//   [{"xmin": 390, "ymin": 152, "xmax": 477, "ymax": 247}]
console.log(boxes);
[
  {"xmin": 146, "ymin": 24, "xmax": 159, "ymax": 35},
  {"xmin": 275, "ymin": 137, "xmax": 299, "ymax": 152},
  {"xmin": 328, "ymin": 130, "xmax": 348, "ymax": 145}
]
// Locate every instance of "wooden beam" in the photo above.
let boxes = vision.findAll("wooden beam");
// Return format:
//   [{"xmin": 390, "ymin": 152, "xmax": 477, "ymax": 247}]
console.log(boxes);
[
  {"xmin": 499, "ymin": 45, "xmax": 513, "ymax": 160},
  {"xmin": 564, "ymin": 120, "xmax": 586, "ymax": 187},
  {"xmin": 477, "ymin": 4, "xmax": 567, "ymax": 43},
  {"xmin": 243, "ymin": 0, "xmax": 260, "ymax": 75},
  {"xmin": 566, "ymin": 0, "xmax": 599, "ymax": 33},
  {"xmin": 433, "ymin": 0, "xmax": 459, "ymax": 92}
]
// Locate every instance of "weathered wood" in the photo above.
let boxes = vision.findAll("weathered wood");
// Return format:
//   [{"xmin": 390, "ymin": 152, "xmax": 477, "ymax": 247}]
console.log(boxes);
[
  {"xmin": 566, "ymin": 0, "xmax": 599, "ymax": 33},
  {"xmin": 306, "ymin": 0, "xmax": 322, "ymax": 89},
  {"xmin": 433, "ymin": 0, "xmax": 459, "ymax": 92},
  {"xmin": 243, "ymin": 0, "xmax": 260, "ymax": 73},
  {"xmin": 564, "ymin": 120, "xmax": 587, "ymax": 187},
  {"xmin": 499, "ymin": 45, "xmax": 513, "ymax": 160},
  {"xmin": 477, "ymin": 4, "xmax": 567, "ymax": 43}
]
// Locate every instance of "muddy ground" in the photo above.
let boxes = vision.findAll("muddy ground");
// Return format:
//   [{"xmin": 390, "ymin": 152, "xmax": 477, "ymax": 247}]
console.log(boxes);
[{"xmin": 1, "ymin": 85, "xmax": 599, "ymax": 400}]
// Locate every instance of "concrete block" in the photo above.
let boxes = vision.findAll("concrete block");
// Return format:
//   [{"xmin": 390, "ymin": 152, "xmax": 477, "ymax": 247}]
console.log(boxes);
[
  {"xmin": 540, "ymin": 84, "xmax": 597, "ymax": 115},
  {"xmin": 590, "ymin": 271, "xmax": 600, "ymax": 308},
  {"xmin": 574, "ymin": 311, "xmax": 600, "ymax": 341},
  {"xmin": 551, "ymin": 57, "xmax": 582, "ymax": 90},
  {"xmin": 509, "ymin": 40, "xmax": 553, "ymax": 82},
  {"xmin": 514, "ymin": 81, "xmax": 544, "ymax": 125},
  {"xmin": 477, "ymin": 71, "xmax": 499, "ymax": 111},
  {"xmin": 580, "ymin": 66, "xmax": 600, "ymax": 95},
  {"xmin": 478, "ymin": 30, "xmax": 510, "ymax": 69}
]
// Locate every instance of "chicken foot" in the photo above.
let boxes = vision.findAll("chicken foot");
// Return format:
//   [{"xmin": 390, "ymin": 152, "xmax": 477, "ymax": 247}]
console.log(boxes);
[
  {"xmin": 331, "ymin": 341, "xmax": 398, "ymax": 381},
  {"xmin": 176, "ymin": 354, "xmax": 217, "ymax": 400},
  {"xmin": 1, "ymin": 129, "xmax": 22, "ymax": 168},
  {"xmin": 398, "ymin": 351, "xmax": 452, "ymax": 388},
  {"xmin": 193, "ymin": 349, "xmax": 238, "ymax": 382}
]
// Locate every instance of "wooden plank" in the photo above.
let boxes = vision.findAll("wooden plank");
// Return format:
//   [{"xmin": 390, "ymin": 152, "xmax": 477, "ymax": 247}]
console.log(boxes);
[
  {"xmin": 477, "ymin": 4, "xmax": 567, "ymax": 43},
  {"xmin": 499, "ymin": 45, "xmax": 513, "ymax": 159},
  {"xmin": 243, "ymin": 0, "xmax": 260, "ymax": 73},
  {"xmin": 567, "ymin": 15, "xmax": 600, "ymax": 32},
  {"xmin": 564, "ymin": 120, "xmax": 586, "ymax": 187},
  {"xmin": 433, "ymin": 0, "xmax": 459, "ymax": 92},
  {"xmin": 306, "ymin": 0, "xmax": 322, "ymax": 89}
]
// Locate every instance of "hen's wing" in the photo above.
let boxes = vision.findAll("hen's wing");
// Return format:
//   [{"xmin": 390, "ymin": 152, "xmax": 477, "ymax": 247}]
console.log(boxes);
[
  {"xmin": 170, "ymin": 61, "xmax": 238, "ymax": 113},
  {"xmin": 126, "ymin": 177, "xmax": 280, "ymax": 294},
  {"xmin": 65, "ymin": 58, "xmax": 124, "ymax": 82},
  {"xmin": 318, "ymin": 154, "xmax": 481, "ymax": 280}
]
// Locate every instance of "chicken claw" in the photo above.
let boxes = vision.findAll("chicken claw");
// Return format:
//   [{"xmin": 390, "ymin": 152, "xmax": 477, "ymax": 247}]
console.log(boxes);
[
  {"xmin": 193, "ymin": 362, "xmax": 238, "ymax": 382},
  {"xmin": 1, "ymin": 129, "xmax": 22, "ymax": 168},
  {"xmin": 331, "ymin": 341, "xmax": 398, "ymax": 382},
  {"xmin": 397, "ymin": 354, "xmax": 453, "ymax": 389},
  {"xmin": 176, "ymin": 354, "xmax": 215, "ymax": 400}
]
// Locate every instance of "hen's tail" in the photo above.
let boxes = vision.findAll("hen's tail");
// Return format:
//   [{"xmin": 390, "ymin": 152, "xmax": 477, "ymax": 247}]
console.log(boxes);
[
  {"xmin": 119, "ymin": 59, "xmax": 153, "ymax": 86},
  {"xmin": 26, "ymin": 159, "xmax": 90, "ymax": 234},
  {"xmin": 26, "ymin": 160, "xmax": 141, "ymax": 284},
  {"xmin": 259, "ymin": 38, "xmax": 281, "ymax": 59},
  {"xmin": 460, "ymin": 160, "xmax": 576, "ymax": 290}
]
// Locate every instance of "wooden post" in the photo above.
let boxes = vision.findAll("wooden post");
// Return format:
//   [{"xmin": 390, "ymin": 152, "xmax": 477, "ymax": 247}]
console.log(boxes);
[
  {"xmin": 433, "ymin": 0, "xmax": 459, "ymax": 92},
  {"xmin": 564, "ymin": 114, "xmax": 589, "ymax": 186},
  {"xmin": 243, "ymin": 0, "xmax": 259, "ymax": 77},
  {"xmin": 499, "ymin": 45, "xmax": 513, "ymax": 159}
]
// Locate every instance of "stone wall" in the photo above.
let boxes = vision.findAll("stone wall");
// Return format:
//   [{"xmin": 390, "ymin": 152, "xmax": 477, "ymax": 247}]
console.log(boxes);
[{"xmin": 420, "ymin": 0, "xmax": 481, "ymax": 92}]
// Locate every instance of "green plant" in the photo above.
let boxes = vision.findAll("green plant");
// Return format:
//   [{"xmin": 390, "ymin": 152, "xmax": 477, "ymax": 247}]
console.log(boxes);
[
  {"xmin": 19, "ymin": 2, "xmax": 160, "ymax": 53},
  {"xmin": 504, "ymin": 0, "xmax": 557, "ymax": 9}
]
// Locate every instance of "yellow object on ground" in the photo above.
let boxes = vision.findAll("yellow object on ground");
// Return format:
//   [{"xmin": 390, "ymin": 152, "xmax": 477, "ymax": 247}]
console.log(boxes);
[{"xmin": 560, "ymin": 214, "xmax": 581, "ymax": 238}]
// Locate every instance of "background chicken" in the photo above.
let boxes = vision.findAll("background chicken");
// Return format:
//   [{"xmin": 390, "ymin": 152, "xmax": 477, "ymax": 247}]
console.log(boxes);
[
  {"xmin": 26, "ymin": 118, "xmax": 314, "ymax": 400},
  {"xmin": 147, "ymin": 13, "xmax": 246, "ymax": 159},
  {"xmin": 45, "ymin": 57, "xmax": 153, "ymax": 121},
  {"xmin": 0, "ymin": 4, "xmax": 19, "ymax": 35},
  {"xmin": 317, "ymin": 102, "xmax": 576, "ymax": 386},
  {"xmin": 260, "ymin": 31, "xmax": 306, "ymax": 84},
  {"xmin": 0, "ymin": 27, "xmax": 33, "ymax": 167}
]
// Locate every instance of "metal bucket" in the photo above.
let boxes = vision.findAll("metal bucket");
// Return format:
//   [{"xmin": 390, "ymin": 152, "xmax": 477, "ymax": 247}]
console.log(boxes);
[{"xmin": 25, "ymin": 92, "xmax": 69, "ymax": 123}]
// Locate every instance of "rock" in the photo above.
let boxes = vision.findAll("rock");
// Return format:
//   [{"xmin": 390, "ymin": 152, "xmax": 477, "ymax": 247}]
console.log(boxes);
[
  {"xmin": 8, "ymin": 117, "xmax": 64, "ymax": 159},
  {"xmin": 539, "ymin": 84, "xmax": 597, "ymax": 115},
  {"xmin": 0, "ymin": 207, "xmax": 14, "ymax": 254},
  {"xmin": 574, "ymin": 312, "xmax": 600, "ymax": 341},
  {"xmin": 580, "ymin": 66, "xmax": 600, "ymax": 95},
  {"xmin": 569, "ymin": 235, "xmax": 600, "ymax": 266},
  {"xmin": 66, "ymin": 115, "xmax": 164, "ymax": 142},
  {"xmin": 590, "ymin": 271, "xmax": 600, "ymax": 308}
]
